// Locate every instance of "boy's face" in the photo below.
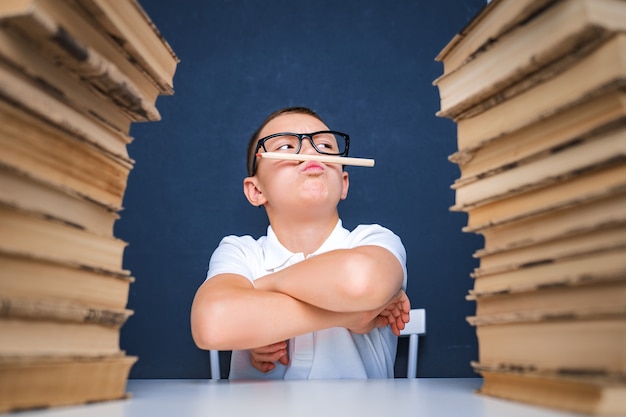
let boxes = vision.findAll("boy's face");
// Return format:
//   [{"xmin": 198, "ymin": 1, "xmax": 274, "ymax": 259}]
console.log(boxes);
[{"xmin": 244, "ymin": 113, "xmax": 349, "ymax": 215}]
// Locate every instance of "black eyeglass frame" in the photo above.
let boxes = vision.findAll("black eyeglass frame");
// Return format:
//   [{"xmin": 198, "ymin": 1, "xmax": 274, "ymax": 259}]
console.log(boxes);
[{"xmin": 251, "ymin": 130, "xmax": 350, "ymax": 175}]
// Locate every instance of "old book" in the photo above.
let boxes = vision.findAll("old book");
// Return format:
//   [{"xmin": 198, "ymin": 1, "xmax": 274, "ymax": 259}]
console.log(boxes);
[
  {"xmin": 452, "ymin": 123, "xmax": 626, "ymax": 209},
  {"xmin": 455, "ymin": 33, "xmax": 626, "ymax": 151},
  {"xmin": 0, "ymin": 98, "xmax": 132, "ymax": 212},
  {"xmin": 475, "ymin": 366, "xmax": 626, "ymax": 416},
  {"xmin": 450, "ymin": 89, "xmax": 626, "ymax": 187},
  {"xmin": 471, "ymin": 245, "xmax": 626, "ymax": 295},
  {"xmin": 470, "ymin": 187, "xmax": 626, "ymax": 254},
  {"xmin": 0, "ymin": 165, "xmax": 119, "ymax": 236},
  {"xmin": 435, "ymin": 0, "xmax": 557, "ymax": 74},
  {"xmin": 0, "ymin": 354, "xmax": 137, "ymax": 412},
  {"xmin": 68, "ymin": 0, "xmax": 179, "ymax": 95},
  {"xmin": 0, "ymin": 250, "xmax": 133, "ymax": 310},
  {"xmin": 0, "ymin": 27, "xmax": 133, "ymax": 133},
  {"xmin": 458, "ymin": 162, "xmax": 626, "ymax": 230},
  {"xmin": 468, "ymin": 278, "xmax": 626, "ymax": 320},
  {"xmin": 0, "ymin": 2, "xmax": 161, "ymax": 125},
  {"xmin": 472, "ymin": 240, "xmax": 626, "ymax": 278},
  {"xmin": 471, "ymin": 313, "xmax": 626, "ymax": 374},
  {"xmin": 0, "ymin": 296, "xmax": 132, "ymax": 356},
  {"xmin": 475, "ymin": 224, "xmax": 626, "ymax": 274},
  {"xmin": 0, "ymin": 203, "xmax": 127, "ymax": 272},
  {"xmin": 0, "ymin": 296, "xmax": 131, "ymax": 327},
  {"xmin": 0, "ymin": 0, "xmax": 169, "ymax": 107},
  {"xmin": 434, "ymin": 0, "xmax": 626, "ymax": 120},
  {"xmin": 0, "ymin": 57, "xmax": 132, "ymax": 161}
]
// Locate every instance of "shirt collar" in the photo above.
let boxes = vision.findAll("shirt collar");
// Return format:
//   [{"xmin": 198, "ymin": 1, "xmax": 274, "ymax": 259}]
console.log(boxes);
[{"xmin": 262, "ymin": 219, "xmax": 349, "ymax": 271}]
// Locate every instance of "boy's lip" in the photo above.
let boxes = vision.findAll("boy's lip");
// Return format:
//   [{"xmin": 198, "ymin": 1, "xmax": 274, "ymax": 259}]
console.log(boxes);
[{"xmin": 300, "ymin": 160, "xmax": 325, "ymax": 172}]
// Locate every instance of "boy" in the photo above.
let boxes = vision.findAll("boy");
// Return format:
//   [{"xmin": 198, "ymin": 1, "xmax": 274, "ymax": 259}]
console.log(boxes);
[{"xmin": 191, "ymin": 107, "xmax": 410, "ymax": 379}]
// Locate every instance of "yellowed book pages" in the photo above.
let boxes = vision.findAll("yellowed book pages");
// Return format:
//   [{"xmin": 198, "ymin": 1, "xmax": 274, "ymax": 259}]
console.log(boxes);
[
  {"xmin": 452, "ymin": 124, "xmax": 626, "ymax": 209},
  {"xmin": 0, "ymin": 294, "xmax": 132, "ymax": 359},
  {"xmin": 469, "ymin": 278, "xmax": 626, "ymax": 319},
  {"xmin": 0, "ymin": 296, "xmax": 131, "ymax": 326},
  {"xmin": 0, "ymin": 62, "xmax": 132, "ymax": 161},
  {"xmin": 475, "ymin": 367, "xmax": 626, "ymax": 416},
  {"xmin": 435, "ymin": 0, "xmax": 626, "ymax": 120},
  {"xmin": 0, "ymin": 317, "xmax": 122, "ymax": 356},
  {"xmin": 459, "ymin": 163, "xmax": 626, "ymax": 231},
  {"xmin": 68, "ymin": 0, "xmax": 179, "ymax": 93},
  {"xmin": 470, "ymin": 306, "xmax": 626, "ymax": 326},
  {"xmin": 0, "ymin": 3, "xmax": 162, "ymax": 124},
  {"xmin": 0, "ymin": 98, "xmax": 132, "ymax": 211},
  {"xmin": 471, "ymin": 246, "xmax": 626, "ymax": 294},
  {"xmin": 0, "ymin": 0, "xmax": 165, "ymax": 106},
  {"xmin": 0, "ymin": 354, "xmax": 136, "ymax": 412},
  {"xmin": 0, "ymin": 28, "xmax": 135, "ymax": 132},
  {"xmin": 435, "ymin": 0, "xmax": 556, "ymax": 74},
  {"xmin": 456, "ymin": 34, "xmax": 626, "ymax": 151},
  {"xmin": 450, "ymin": 90, "xmax": 626, "ymax": 185},
  {"xmin": 473, "ymin": 192, "xmax": 626, "ymax": 253},
  {"xmin": 0, "ymin": 203, "xmax": 127, "ymax": 272},
  {"xmin": 0, "ymin": 250, "xmax": 132, "ymax": 310},
  {"xmin": 0, "ymin": 165, "xmax": 119, "ymax": 236},
  {"xmin": 475, "ymin": 225, "xmax": 626, "ymax": 273},
  {"xmin": 474, "ymin": 315, "xmax": 626, "ymax": 373},
  {"xmin": 473, "ymin": 241, "xmax": 626, "ymax": 278}
]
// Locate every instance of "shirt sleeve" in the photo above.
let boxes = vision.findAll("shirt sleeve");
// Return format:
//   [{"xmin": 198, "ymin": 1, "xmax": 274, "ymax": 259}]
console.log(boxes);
[
  {"xmin": 349, "ymin": 224, "xmax": 408, "ymax": 290},
  {"xmin": 205, "ymin": 235, "xmax": 259, "ymax": 283}
]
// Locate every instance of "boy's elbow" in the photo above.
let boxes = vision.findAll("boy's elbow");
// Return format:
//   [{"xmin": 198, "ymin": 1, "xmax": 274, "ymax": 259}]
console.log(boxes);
[
  {"xmin": 190, "ymin": 301, "xmax": 229, "ymax": 350},
  {"xmin": 191, "ymin": 321, "xmax": 215, "ymax": 350},
  {"xmin": 342, "ymin": 249, "xmax": 403, "ymax": 307}
]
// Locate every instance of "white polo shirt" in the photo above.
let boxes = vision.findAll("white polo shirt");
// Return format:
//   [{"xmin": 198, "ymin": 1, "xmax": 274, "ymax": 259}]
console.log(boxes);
[{"xmin": 206, "ymin": 219, "xmax": 407, "ymax": 379}]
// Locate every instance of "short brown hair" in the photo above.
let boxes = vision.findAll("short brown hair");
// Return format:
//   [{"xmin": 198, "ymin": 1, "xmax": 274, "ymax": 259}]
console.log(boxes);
[{"xmin": 246, "ymin": 107, "xmax": 324, "ymax": 176}]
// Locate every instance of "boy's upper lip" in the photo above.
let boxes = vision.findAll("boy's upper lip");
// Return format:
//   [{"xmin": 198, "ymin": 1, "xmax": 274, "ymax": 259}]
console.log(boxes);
[{"xmin": 300, "ymin": 160, "xmax": 325, "ymax": 172}]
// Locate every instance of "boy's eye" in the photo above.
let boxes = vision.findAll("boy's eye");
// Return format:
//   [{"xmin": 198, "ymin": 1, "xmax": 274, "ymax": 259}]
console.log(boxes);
[
  {"xmin": 316, "ymin": 141, "xmax": 333, "ymax": 149},
  {"xmin": 276, "ymin": 143, "xmax": 295, "ymax": 151},
  {"xmin": 266, "ymin": 136, "xmax": 299, "ymax": 152},
  {"xmin": 313, "ymin": 136, "xmax": 338, "ymax": 151}
]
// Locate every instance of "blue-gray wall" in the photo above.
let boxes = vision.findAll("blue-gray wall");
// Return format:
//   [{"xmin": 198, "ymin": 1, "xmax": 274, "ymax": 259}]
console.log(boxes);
[{"xmin": 117, "ymin": 0, "xmax": 486, "ymax": 378}]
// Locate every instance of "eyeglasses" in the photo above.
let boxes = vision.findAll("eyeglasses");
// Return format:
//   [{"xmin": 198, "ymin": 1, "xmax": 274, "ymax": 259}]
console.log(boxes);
[{"xmin": 251, "ymin": 130, "xmax": 350, "ymax": 174}]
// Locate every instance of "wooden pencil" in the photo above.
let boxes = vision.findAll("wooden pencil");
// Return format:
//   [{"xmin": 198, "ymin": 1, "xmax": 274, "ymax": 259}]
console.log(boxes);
[{"xmin": 257, "ymin": 152, "xmax": 375, "ymax": 167}]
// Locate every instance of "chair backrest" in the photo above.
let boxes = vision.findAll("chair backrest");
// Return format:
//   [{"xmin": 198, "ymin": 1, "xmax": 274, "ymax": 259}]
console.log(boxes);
[
  {"xmin": 208, "ymin": 308, "xmax": 426, "ymax": 380},
  {"xmin": 399, "ymin": 308, "xmax": 426, "ymax": 378}
]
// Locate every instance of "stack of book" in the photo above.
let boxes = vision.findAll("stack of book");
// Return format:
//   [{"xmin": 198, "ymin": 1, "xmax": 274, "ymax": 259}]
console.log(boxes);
[
  {"xmin": 0, "ymin": 0, "xmax": 178, "ymax": 411},
  {"xmin": 433, "ymin": 0, "xmax": 626, "ymax": 415}
]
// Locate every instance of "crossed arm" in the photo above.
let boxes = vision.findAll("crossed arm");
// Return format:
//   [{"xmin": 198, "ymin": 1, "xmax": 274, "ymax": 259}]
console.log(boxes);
[{"xmin": 190, "ymin": 245, "xmax": 410, "ymax": 354}]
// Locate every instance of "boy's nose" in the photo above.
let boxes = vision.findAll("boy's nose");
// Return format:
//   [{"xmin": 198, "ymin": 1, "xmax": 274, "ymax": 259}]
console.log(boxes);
[{"xmin": 300, "ymin": 137, "xmax": 317, "ymax": 155}]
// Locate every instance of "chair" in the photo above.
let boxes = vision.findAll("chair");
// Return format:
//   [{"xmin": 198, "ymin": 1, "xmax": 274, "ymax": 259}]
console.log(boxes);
[
  {"xmin": 208, "ymin": 308, "xmax": 426, "ymax": 380},
  {"xmin": 399, "ymin": 308, "xmax": 426, "ymax": 379},
  {"xmin": 209, "ymin": 349, "xmax": 221, "ymax": 380}
]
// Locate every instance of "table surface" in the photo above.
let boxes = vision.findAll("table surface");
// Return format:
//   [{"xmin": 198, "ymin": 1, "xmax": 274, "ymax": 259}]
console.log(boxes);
[{"xmin": 13, "ymin": 378, "xmax": 584, "ymax": 417}]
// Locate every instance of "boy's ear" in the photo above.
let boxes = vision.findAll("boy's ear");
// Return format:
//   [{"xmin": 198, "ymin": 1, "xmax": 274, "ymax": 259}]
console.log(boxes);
[
  {"xmin": 243, "ymin": 176, "xmax": 266, "ymax": 207},
  {"xmin": 340, "ymin": 171, "xmax": 350, "ymax": 200}
]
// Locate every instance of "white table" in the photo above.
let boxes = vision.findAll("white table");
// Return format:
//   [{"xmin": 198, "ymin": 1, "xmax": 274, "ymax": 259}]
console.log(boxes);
[{"xmin": 13, "ymin": 378, "xmax": 582, "ymax": 417}]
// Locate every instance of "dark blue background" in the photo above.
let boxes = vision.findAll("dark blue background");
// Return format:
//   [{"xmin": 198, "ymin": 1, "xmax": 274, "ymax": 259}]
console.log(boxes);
[{"xmin": 117, "ymin": 0, "xmax": 486, "ymax": 378}]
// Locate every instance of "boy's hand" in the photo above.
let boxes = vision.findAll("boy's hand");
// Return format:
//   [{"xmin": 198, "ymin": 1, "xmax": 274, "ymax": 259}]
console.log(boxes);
[
  {"xmin": 377, "ymin": 289, "xmax": 411, "ymax": 336},
  {"xmin": 347, "ymin": 289, "xmax": 411, "ymax": 336},
  {"xmin": 249, "ymin": 340, "xmax": 289, "ymax": 372}
]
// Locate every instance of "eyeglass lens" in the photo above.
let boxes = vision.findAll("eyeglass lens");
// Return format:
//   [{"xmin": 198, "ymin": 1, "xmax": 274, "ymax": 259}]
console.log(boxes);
[{"xmin": 262, "ymin": 133, "xmax": 347, "ymax": 155}]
